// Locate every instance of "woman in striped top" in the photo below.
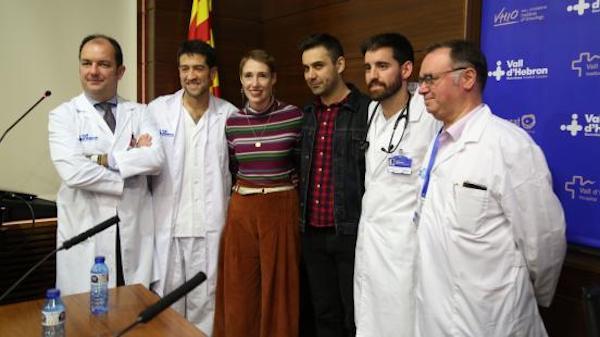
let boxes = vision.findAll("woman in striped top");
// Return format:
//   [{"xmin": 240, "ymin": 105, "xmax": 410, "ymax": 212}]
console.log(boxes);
[{"xmin": 213, "ymin": 49, "xmax": 303, "ymax": 337}]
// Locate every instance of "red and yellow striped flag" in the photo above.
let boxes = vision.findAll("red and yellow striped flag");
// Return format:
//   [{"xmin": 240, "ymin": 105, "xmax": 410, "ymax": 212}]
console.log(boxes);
[{"xmin": 189, "ymin": 0, "xmax": 221, "ymax": 97}]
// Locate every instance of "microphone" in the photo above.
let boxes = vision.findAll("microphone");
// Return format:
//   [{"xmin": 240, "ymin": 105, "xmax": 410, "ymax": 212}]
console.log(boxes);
[
  {"xmin": 0, "ymin": 214, "xmax": 118, "ymax": 303},
  {"xmin": 139, "ymin": 271, "xmax": 207, "ymax": 323},
  {"xmin": 0, "ymin": 90, "xmax": 52, "ymax": 145},
  {"xmin": 114, "ymin": 271, "xmax": 207, "ymax": 337},
  {"xmin": 60, "ymin": 215, "xmax": 120, "ymax": 250}
]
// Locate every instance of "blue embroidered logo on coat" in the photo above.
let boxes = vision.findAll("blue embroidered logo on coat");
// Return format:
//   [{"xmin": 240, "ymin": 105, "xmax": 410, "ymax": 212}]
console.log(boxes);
[{"xmin": 79, "ymin": 134, "xmax": 98, "ymax": 142}]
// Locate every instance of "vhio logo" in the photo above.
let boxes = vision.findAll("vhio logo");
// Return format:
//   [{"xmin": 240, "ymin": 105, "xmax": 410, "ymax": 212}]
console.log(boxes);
[
  {"xmin": 567, "ymin": 0, "xmax": 600, "ymax": 15},
  {"xmin": 494, "ymin": 7, "xmax": 519, "ymax": 26},
  {"xmin": 492, "ymin": 5, "xmax": 547, "ymax": 27}
]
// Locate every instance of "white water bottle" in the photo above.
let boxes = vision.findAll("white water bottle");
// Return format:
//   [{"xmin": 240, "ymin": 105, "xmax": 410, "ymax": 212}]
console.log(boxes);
[{"xmin": 41, "ymin": 288, "xmax": 65, "ymax": 337}]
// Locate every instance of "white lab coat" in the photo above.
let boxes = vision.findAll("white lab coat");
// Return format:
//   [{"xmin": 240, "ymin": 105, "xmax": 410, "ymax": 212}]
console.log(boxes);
[
  {"xmin": 148, "ymin": 90, "xmax": 236, "ymax": 325},
  {"xmin": 354, "ymin": 93, "xmax": 440, "ymax": 337},
  {"xmin": 415, "ymin": 105, "xmax": 566, "ymax": 337},
  {"xmin": 49, "ymin": 93, "xmax": 164, "ymax": 295}
]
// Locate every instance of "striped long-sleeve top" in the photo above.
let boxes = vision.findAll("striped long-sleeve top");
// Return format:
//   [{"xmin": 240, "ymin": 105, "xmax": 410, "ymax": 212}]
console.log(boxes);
[{"xmin": 225, "ymin": 99, "xmax": 303, "ymax": 186}]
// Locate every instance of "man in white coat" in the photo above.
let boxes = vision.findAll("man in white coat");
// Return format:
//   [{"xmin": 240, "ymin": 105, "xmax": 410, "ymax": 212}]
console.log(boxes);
[
  {"xmin": 414, "ymin": 39, "xmax": 566, "ymax": 337},
  {"xmin": 353, "ymin": 33, "xmax": 440, "ymax": 337},
  {"xmin": 148, "ymin": 40, "xmax": 237, "ymax": 335},
  {"xmin": 49, "ymin": 34, "xmax": 164, "ymax": 295}
]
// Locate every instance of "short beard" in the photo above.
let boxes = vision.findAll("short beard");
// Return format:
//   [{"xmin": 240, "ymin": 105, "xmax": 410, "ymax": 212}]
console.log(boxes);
[
  {"xmin": 369, "ymin": 78, "xmax": 402, "ymax": 102},
  {"xmin": 184, "ymin": 86, "xmax": 208, "ymax": 99}
]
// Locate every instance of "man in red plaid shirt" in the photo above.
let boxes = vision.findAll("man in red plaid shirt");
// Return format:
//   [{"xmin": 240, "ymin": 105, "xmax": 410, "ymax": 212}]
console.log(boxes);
[{"xmin": 298, "ymin": 33, "xmax": 370, "ymax": 337}]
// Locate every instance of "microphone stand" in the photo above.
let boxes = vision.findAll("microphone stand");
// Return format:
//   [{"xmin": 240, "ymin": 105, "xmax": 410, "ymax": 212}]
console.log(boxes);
[
  {"xmin": 0, "ymin": 90, "xmax": 51, "ymax": 226},
  {"xmin": 0, "ymin": 90, "xmax": 52, "ymax": 145}
]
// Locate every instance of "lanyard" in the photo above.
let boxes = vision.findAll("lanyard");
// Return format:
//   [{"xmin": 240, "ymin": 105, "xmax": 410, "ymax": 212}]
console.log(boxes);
[{"xmin": 420, "ymin": 129, "xmax": 442, "ymax": 198}]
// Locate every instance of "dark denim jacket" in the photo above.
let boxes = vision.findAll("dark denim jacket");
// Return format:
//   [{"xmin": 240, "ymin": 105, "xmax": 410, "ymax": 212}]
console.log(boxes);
[{"xmin": 298, "ymin": 84, "xmax": 370, "ymax": 235}]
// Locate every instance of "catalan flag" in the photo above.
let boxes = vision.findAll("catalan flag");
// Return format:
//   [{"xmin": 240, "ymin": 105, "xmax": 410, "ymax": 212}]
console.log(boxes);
[{"xmin": 189, "ymin": 0, "xmax": 221, "ymax": 97}]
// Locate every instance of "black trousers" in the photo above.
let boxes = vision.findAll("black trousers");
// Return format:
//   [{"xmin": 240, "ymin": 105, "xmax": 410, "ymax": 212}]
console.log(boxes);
[{"xmin": 301, "ymin": 227, "xmax": 357, "ymax": 337}]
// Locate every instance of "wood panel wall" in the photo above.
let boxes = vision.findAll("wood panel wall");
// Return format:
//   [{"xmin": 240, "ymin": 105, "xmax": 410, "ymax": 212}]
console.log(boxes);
[
  {"xmin": 212, "ymin": 1, "xmax": 262, "ymax": 105},
  {"xmin": 139, "ymin": 0, "xmax": 261, "ymax": 103},
  {"xmin": 261, "ymin": 0, "xmax": 474, "ymax": 106},
  {"xmin": 140, "ymin": 0, "xmax": 479, "ymax": 106},
  {"xmin": 140, "ymin": 0, "xmax": 190, "ymax": 102}
]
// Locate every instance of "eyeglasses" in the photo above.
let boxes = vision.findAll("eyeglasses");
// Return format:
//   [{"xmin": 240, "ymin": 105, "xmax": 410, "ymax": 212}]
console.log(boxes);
[{"xmin": 417, "ymin": 67, "xmax": 468, "ymax": 86}]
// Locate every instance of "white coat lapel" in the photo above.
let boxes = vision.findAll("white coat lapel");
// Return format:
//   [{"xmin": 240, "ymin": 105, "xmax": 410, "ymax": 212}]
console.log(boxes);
[
  {"xmin": 168, "ymin": 91, "xmax": 186, "ymax": 200},
  {"xmin": 208, "ymin": 95, "xmax": 226, "ymax": 130},
  {"xmin": 166, "ymin": 90, "xmax": 184, "ymax": 136},
  {"xmin": 74, "ymin": 94, "xmax": 113, "ymax": 141},
  {"xmin": 432, "ymin": 106, "xmax": 490, "ymax": 171},
  {"xmin": 367, "ymin": 104, "xmax": 393, "ymax": 174},
  {"xmin": 408, "ymin": 93, "xmax": 426, "ymax": 125},
  {"xmin": 75, "ymin": 94, "xmax": 105, "ymax": 126},
  {"xmin": 114, "ymin": 97, "xmax": 133, "ymax": 135},
  {"xmin": 111, "ymin": 100, "xmax": 135, "ymax": 152}
]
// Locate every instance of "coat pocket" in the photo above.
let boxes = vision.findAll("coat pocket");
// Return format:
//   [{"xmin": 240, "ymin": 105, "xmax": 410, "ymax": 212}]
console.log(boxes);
[{"xmin": 452, "ymin": 183, "xmax": 489, "ymax": 233}]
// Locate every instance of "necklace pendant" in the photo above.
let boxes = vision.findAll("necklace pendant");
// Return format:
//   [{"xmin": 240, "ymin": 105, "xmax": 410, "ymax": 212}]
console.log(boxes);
[{"xmin": 255, "ymin": 141, "xmax": 262, "ymax": 148}]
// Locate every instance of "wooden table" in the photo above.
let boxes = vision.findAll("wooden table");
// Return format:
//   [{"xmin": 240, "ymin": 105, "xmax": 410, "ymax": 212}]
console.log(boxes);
[{"xmin": 0, "ymin": 284, "xmax": 206, "ymax": 337}]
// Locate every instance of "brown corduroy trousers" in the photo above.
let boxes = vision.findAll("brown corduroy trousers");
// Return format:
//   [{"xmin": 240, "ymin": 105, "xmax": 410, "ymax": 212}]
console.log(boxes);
[{"xmin": 213, "ymin": 187, "xmax": 300, "ymax": 337}]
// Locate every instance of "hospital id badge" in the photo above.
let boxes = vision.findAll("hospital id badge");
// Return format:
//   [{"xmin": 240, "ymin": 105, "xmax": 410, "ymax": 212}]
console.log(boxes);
[{"xmin": 388, "ymin": 154, "xmax": 412, "ymax": 175}]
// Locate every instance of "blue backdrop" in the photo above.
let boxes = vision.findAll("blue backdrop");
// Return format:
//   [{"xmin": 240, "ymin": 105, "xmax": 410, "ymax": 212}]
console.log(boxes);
[{"xmin": 481, "ymin": 0, "xmax": 600, "ymax": 248}]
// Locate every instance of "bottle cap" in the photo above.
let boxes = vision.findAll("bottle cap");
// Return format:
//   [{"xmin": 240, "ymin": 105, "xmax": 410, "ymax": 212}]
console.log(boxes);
[
  {"xmin": 95, "ymin": 256, "xmax": 106, "ymax": 263},
  {"xmin": 46, "ymin": 288, "xmax": 60, "ymax": 299}
]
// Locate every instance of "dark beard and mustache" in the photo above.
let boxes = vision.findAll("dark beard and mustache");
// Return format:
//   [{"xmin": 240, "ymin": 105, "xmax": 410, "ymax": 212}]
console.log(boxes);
[{"xmin": 368, "ymin": 78, "xmax": 402, "ymax": 101}]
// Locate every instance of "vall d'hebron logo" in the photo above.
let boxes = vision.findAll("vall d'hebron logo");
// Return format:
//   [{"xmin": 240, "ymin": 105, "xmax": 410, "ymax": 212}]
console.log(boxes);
[
  {"xmin": 493, "ymin": 5, "xmax": 547, "ymax": 26},
  {"xmin": 565, "ymin": 176, "xmax": 600, "ymax": 202},
  {"xmin": 572, "ymin": 52, "xmax": 600, "ymax": 77},
  {"xmin": 508, "ymin": 114, "xmax": 537, "ymax": 132},
  {"xmin": 560, "ymin": 113, "xmax": 600, "ymax": 137},
  {"xmin": 489, "ymin": 59, "xmax": 549, "ymax": 81},
  {"xmin": 567, "ymin": 0, "xmax": 600, "ymax": 15}
]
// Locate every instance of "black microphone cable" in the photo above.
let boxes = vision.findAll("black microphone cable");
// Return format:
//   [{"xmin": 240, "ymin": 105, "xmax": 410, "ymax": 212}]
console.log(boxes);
[{"xmin": 0, "ymin": 192, "xmax": 36, "ymax": 259}]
